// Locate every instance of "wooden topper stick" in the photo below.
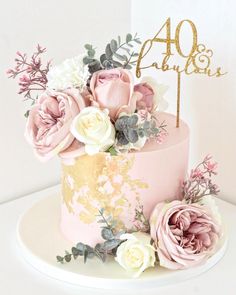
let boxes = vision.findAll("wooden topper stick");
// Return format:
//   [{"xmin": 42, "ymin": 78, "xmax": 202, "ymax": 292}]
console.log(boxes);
[{"xmin": 176, "ymin": 72, "xmax": 181, "ymax": 128}]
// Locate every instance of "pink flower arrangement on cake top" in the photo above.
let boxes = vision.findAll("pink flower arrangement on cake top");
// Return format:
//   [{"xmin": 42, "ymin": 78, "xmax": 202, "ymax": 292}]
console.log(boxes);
[{"xmin": 7, "ymin": 35, "xmax": 168, "ymax": 160}]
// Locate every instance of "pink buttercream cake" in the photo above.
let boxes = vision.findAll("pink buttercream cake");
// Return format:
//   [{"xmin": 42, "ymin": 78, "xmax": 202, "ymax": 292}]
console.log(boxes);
[{"xmin": 60, "ymin": 112, "xmax": 189, "ymax": 246}]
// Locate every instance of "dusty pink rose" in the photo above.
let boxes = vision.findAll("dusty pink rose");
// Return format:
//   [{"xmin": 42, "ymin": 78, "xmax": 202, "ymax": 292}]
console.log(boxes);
[
  {"xmin": 25, "ymin": 88, "xmax": 87, "ymax": 160},
  {"xmin": 134, "ymin": 82, "xmax": 154, "ymax": 111},
  {"xmin": 90, "ymin": 68, "xmax": 140, "ymax": 120},
  {"xmin": 150, "ymin": 200, "xmax": 220, "ymax": 270}
]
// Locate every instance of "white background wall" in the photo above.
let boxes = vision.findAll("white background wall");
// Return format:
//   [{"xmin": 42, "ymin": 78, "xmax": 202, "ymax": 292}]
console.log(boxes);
[
  {"xmin": 0, "ymin": 0, "xmax": 131, "ymax": 203},
  {"xmin": 131, "ymin": 0, "xmax": 236, "ymax": 204}
]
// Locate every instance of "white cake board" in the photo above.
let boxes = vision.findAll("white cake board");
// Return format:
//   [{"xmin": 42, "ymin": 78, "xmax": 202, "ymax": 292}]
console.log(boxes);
[{"xmin": 17, "ymin": 194, "xmax": 227, "ymax": 290}]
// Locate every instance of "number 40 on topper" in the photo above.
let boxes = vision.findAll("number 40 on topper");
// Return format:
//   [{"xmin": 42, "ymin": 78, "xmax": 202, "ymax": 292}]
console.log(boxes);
[{"xmin": 136, "ymin": 18, "xmax": 227, "ymax": 127}]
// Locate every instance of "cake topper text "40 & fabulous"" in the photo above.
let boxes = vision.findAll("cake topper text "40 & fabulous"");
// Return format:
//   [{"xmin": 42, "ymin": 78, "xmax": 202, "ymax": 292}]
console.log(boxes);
[{"xmin": 136, "ymin": 18, "xmax": 227, "ymax": 127}]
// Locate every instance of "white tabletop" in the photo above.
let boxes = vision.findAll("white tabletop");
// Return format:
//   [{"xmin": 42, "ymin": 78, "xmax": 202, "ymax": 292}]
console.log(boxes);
[{"xmin": 0, "ymin": 185, "xmax": 236, "ymax": 295}]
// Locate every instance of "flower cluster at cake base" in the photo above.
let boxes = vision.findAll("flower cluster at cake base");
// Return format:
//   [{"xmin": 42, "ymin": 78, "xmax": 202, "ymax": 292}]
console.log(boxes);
[
  {"xmin": 57, "ymin": 155, "xmax": 222, "ymax": 278},
  {"xmin": 7, "ymin": 34, "xmax": 168, "ymax": 160}
]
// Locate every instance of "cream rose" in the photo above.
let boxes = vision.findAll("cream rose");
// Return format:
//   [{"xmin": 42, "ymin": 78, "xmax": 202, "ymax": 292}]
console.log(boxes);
[
  {"xmin": 70, "ymin": 106, "xmax": 115, "ymax": 155},
  {"xmin": 115, "ymin": 232, "xmax": 156, "ymax": 278}
]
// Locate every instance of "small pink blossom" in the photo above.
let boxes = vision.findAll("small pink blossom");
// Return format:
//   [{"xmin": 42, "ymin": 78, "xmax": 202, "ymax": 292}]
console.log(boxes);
[
  {"xmin": 190, "ymin": 168, "xmax": 204, "ymax": 180},
  {"xmin": 7, "ymin": 45, "xmax": 51, "ymax": 103},
  {"xmin": 182, "ymin": 156, "xmax": 219, "ymax": 203},
  {"xmin": 205, "ymin": 161, "xmax": 218, "ymax": 175},
  {"xmin": 156, "ymin": 131, "xmax": 168, "ymax": 144}
]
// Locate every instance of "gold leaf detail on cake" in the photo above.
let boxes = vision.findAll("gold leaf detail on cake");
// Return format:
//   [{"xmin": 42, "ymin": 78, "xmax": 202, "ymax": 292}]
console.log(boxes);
[{"xmin": 61, "ymin": 153, "xmax": 148, "ymax": 228}]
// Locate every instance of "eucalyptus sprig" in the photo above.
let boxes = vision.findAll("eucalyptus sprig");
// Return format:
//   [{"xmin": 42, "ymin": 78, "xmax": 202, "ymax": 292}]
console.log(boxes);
[
  {"xmin": 100, "ymin": 33, "xmax": 141, "ymax": 70},
  {"xmin": 56, "ymin": 208, "xmax": 125, "ymax": 264},
  {"xmin": 115, "ymin": 114, "xmax": 167, "ymax": 146},
  {"xmin": 82, "ymin": 33, "xmax": 142, "ymax": 75}
]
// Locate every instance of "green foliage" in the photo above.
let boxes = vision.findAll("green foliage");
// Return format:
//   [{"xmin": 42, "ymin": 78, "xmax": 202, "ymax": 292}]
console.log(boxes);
[
  {"xmin": 107, "ymin": 146, "xmax": 118, "ymax": 156},
  {"xmin": 56, "ymin": 208, "xmax": 125, "ymax": 264},
  {"xmin": 115, "ymin": 115, "xmax": 167, "ymax": 147},
  {"xmin": 82, "ymin": 33, "xmax": 142, "ymax": 73},
  {"xmin": 24, "ymin": 110, "xmax": 30, "ymax": 118}
]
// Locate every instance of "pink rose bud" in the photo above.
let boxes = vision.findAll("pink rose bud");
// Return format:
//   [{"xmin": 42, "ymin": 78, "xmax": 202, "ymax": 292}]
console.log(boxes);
[
  {"xmin": 134, "ymin": 82, "xmax": 154, "ymax": 112},
  {"xmin": 89, "ymin": 68, "xmax": 140, "ymax": 120}
]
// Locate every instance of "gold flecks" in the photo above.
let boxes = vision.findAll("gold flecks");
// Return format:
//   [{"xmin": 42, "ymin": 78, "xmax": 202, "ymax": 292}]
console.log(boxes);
[{"xmin": 61, "ymin": 153, "xmax": 148, "ymax": 226}]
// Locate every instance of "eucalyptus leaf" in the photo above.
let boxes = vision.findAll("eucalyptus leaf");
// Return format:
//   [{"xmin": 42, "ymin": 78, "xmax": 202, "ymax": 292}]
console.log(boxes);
[
  {"xmin": 83, "ymin": 56, "xmax": 93, "ymax": 65},
  {"xmin": 24, "ymin": 110, "xmax": 30, "ymax": 118},
  {"xmin": 115, "ymin": 117, "xmax": 128, "ymax": 131},
  {"xmin": 126, "ymin": 33, "xmax": 132, "ymax": 43},
  {"xmin": 105, "ymin": 44, "xmax": 113, "ymax": 59},
  {"xmin": 56, "ymin": 256, "xmax": 64, "ymax": 263},
  {"xmin": 100, "ymin": 54, "xmax": 107, "ymax": 64},
  {"xmin": 88, "ymin": 59, "xmax": 101, "ymax": 74},
  {"xmin": 138, "ymin": 129, "xmax": 145, "ymax": 138},
  {"xmin": 110, "ymin": 39, "xmax": 118, "ymax": 52},
  {"xmin": 128, "ymin": 115, "xmax": 138, "ymax": 127},
  {"xmin": 71, "ymin": 247, "xmax": 80, "ymax": 258},
  {"xmin": 134, "ymin": 39, "xmax": 142, "ymax": 44},
  {"xmin": 101, "ymin": 228, "xmax": 114, "ymax": 241},
  {"xmin": 117, "ymin": 35, "xmax": 121, "ymax": 46},
  {"xmin": 117, "ymin": 132, "xmax": 129, "ymax": 145},
  {"xmin": 103, "ymin": 239, "xmax": 121, "ymax": 251},
  {"xmin": 127, "ymin": 129, "xmax": 138, "ymax": 143},
  {"xmin": 84, "ymin": 249, "xmax": 88, "ymax": 263},
  {"xmin": 76, "ymin": 242, "xmax": 86, "ymax": 253},
  {"xmin": 113, "ymin": 52, "xmax": 127, "ymax": 62},
  {"xmin": 143, "ymin": 121, "xmax": 150, "ymax": 129},
  {"xmin": 84, "ymin": 44, "xmax": 93, "ymax": 50},
  {"xmin": 65, "ymin": 254, "xmax": 71, "ymax": 262},
  {"xmin": 88, "ymin": 49, "xmax": 95, "ymax": 57},
  {"xmin": 123, "ymin": 64, "xmax": 132, "ymax": 70},
  {"xmin": 99, "ymin": 208, "xmax": 105, "ymax": 215},
  {"xmin": 112, "ymin": 60, "xmax": 123, "ymax": 68}
]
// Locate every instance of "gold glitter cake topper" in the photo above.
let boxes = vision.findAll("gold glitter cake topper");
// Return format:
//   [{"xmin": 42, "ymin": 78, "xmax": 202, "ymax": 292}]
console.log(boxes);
[{"xmin": 136, "ymin": 18, "xmax": 227, "ymax": 127}]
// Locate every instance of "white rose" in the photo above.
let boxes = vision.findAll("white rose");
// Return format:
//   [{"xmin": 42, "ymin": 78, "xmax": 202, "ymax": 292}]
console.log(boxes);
[
  {"xmin": 47, "ymin": 55, "xmax": 89, "ymax": 91},
  {"xmin": 139, "ymin": 76, "xmax": 169, "ymax": 111},
  {"xmin": 70, "ymin": 107, "xmax": 115, "ymax": 155},
  {"xmin": 115, "ymin": 232, "xmax": 156, "ymax": 278}
]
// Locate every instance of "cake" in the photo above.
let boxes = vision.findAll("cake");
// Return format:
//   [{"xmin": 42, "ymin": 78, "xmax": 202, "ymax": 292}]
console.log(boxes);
[
  {"xmin": 60, "ymin": 112, "xmax": 189, "ymax": 246},
  {"xmin": 8, "ymin": 35, "xmax": 222, "ymax": 278}
]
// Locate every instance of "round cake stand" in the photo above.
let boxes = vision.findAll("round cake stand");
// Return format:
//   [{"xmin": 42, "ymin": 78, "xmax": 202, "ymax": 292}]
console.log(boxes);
[{"xmin": 17, "ymin": 194, "xmax": 227, "ymax": 290}]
